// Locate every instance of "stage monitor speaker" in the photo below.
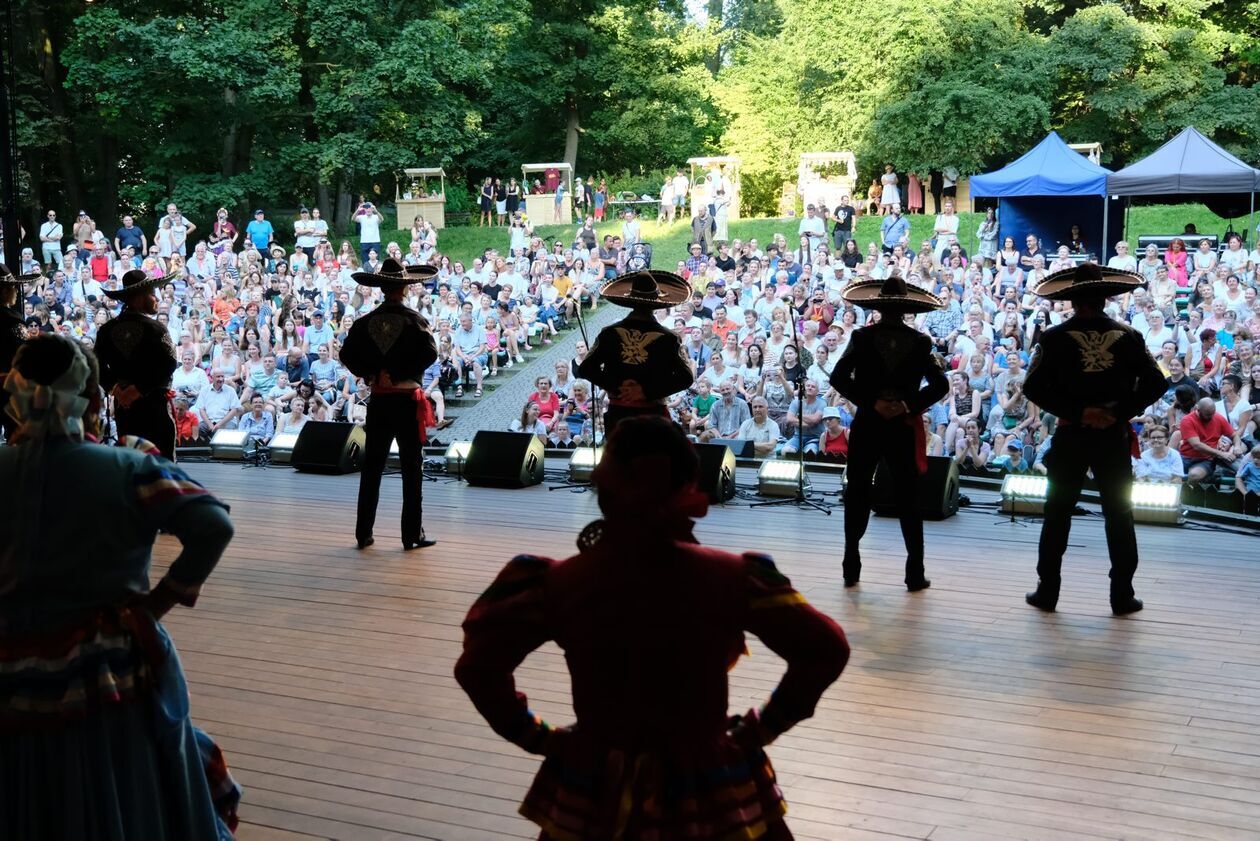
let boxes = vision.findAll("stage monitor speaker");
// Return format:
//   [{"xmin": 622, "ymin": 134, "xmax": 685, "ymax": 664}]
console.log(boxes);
[
  {"xmin": 695, "ymin": 442, "xmax": 737, "ymax": 503},
  {"xmin": 464, "ymin": 431, "xmax": 545, "ymax": 488},
  {"xmin": 871, "ymin": 455, "xmax": 959, "ymax": 520},
  {"xmin": 290, "ymin": 422, "xmax": 366, "ymax": 474}
]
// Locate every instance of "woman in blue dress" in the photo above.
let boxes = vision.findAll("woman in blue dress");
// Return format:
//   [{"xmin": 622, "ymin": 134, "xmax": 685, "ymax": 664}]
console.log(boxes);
[{"xmin": 0, "ymin": 334, "xmax": 240, "ymax": 840}]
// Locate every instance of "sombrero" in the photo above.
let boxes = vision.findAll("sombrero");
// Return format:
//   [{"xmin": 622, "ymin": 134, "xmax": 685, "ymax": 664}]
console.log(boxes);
[
  {"xmin": 351, "ymin": 257, "xmax": 412, "ymax": 287},
  {"xmin": 404, "ymin": 264, "xmax": 439, "ymax": 283},
  {"xmin": 842, "ymin": 274, "xmax": 943, "ymax": 313},
  {"xmin": 601, "ymin": 270, "xmax": 691, "ymax": 310},
  {"xmin": 1032, "ymin": 262, "xmax": 1145, "ymax": 301},
  {"xmin": 0, "ymin": 264, "xmax": 42, "ymax": 286},
  {"xmin": 103, "ymin": 268, "xmax": 177, "ymax": 300}
]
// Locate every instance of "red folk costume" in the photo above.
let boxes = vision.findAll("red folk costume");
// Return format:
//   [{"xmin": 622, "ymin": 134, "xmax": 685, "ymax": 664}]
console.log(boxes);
[{"xmin": 456, "ymin": 424, "xmax": 850, "ymax": 840}]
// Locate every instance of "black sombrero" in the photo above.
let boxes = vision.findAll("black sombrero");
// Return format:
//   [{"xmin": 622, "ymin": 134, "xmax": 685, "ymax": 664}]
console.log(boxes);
[
  {"xmin": 103, "ymin": 268, "xmax": 178, "ymax": 300},
  {"xmin": 404, "ymin": 264, "xmax": 439, "ymax": 283},
  {"xmin": 0, "ymin": 264, "xmax": 42, "ymax": 286},
  {"xmin": 1032, "ymin": 262, "xmax": 1145, "ymax": 301},
  {"xmin": 842, "ymin": 274, "xmax": 943, "ymax": 313},
  {"xmin": 351, "ymin": 257, "xmax": 413, "ymax": 288},
  {"xmin": 600, "ymin": 270, "xmax": 691, "ymax": 310}
]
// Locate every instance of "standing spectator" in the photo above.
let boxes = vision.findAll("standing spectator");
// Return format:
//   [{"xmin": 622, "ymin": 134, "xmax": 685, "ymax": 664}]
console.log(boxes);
[
  {"xmin": 621, "ymin": 208, "xmax": 641, "ymax": 246},
  {"xmin": 293, "ymin": 207, "xmax": 319, "ymax": 256},
  {"xmin": 353, "ymin": 197, "xmax": 384, "ymax": 265},
  {"xmin": 1235, "ymin": 445, "xmax": 1260, "ymax": 514},
  {"xmin": 671, "ymin": 168, "xmax": 690, "ymax": 218},
  {"xmin": 479, "ymin": 177, "xmax": 494, "ymax": 227},
  {"xmin": 831, "ymin": 197, "xmax": 854, "ymax": 251},
  {"xmin": 713, "ymin": 182, "xmax": 732, "ymax": 242},
  {"xmin": 72, "ymin": 209, "xmax": 97, "ymax": 252},
  {"xmin": 113, "ymin": 214, "xmax": 147, "ymax": 261},
  {"xmin": 880, "ymin": 204, "xmax": 909, "ymax": 253},
  {"xmin": 207, "ymin": 207, "xmax": 238, "ymax": 253},
  {"xmin": 879, "ymin": 164, "xmax": 900, "ymax": 214},
  {"xmin": 976, "ymin": 207, "xmax": 998, "ymax": 260},
  {"xmin": 494, "ymin": 177, "xmax": 508, "ymax": 226},
  {"xmin": 797, "ymin": 204, "xmax": 825, "ymax": 254},
  {"xmin": 163, "ymin": 203, "xmax": 196, "ymax": 256},
  {"xmin": 245, "ymin": 209, "xmax": 274, "ymax": 254},
  {"xmin": 690, "ymin": 206, "xmax": 714, "ymax": 255},
  {"xmin": 39, "ymin": 209, "xmax": 63, "ymax": 270},
  {"xmin": 932, "ymin": 200, "xmax": 959, "ymax": 264}
]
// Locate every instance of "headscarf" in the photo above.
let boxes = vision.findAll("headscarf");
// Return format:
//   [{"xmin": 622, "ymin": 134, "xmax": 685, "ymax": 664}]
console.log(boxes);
[{"xmin": 3, "ymin": 340, "xmax": 91, "ymax": 442}]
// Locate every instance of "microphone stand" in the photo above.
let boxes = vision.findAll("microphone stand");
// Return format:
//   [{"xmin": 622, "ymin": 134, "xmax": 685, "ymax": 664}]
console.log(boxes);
[
  {"xmin": 548, "ymin": 297, "xmax": 600, "ymax": 492},
  {"xmin": 751, "ymin": 289, "xmax": 832, "ymax": 514}
]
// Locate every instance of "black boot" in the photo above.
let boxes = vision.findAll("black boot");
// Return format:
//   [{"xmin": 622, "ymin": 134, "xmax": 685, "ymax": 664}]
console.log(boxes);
[
  {"xmin": 905, "ymin": 557, "xmax": 930, "ymax": 592},
  {"xmin": 1025, "ymin": 582, "xmax": 1059, "ymax": 612},
  {"xmin": 403, "ymin": 529, "xmax": 437, "ymax": 550},
  {"xmin": 1111, "ymin": 596, "xmax": 1143, "ymax": 616},
  {"xmin": 842, "ymin": 554, "xmax": 861, "ymax": 588},
  {"xmin": 356, "ymin": 534, "xmax": 374, "ymax": 550}
]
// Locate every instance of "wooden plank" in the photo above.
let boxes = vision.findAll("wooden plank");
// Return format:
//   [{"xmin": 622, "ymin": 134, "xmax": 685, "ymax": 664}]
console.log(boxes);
[{"xmin": 152, "ymin": 463, "xmax": 1260, "ymax": 840}]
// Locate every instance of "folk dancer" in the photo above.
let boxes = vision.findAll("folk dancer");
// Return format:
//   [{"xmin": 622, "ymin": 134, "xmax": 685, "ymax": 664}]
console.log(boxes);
[
  {"xmin": 340, "ymin": 258, "xmax": 439, "ymax": 550},
  {"xmin": 830, "ymin": 275, "xmax": 949, "ymax": 591},
  {"xmin": 1022, "ymin": 263, "xmax": 1166, "ymax": 615},
  {"xmin": 96, "ymin": 268, "xmax": 180, "ymax": 458},
  {"xmin": 576, "ymin": 270, "xmax": 694, "ymax": 431}
]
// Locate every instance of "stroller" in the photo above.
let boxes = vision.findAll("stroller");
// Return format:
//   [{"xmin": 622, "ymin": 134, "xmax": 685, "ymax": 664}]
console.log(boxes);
[{"xmin": 624, "ymin": 241, "xmax": 653, "ymax": 272}]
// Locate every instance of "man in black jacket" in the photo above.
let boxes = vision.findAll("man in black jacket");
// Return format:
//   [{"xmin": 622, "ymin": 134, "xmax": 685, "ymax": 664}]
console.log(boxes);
[
  {"xmin": 1022, "ymin": 263, "xmax": 1168, "ymax": 615},
  {"xmin": 96, "ymin": 269, "xmax": 179, "ymax": 458},
  {"xmin": 577, "ymin": 271, "xmax": 694, "ymax": 432},
  {"xmin": 340, "ymin": 259, "xmax": 439, "ymax": 551},
  {"xmin": 830, "ymin": 276, "xmax": 949, "ymax": 591}
]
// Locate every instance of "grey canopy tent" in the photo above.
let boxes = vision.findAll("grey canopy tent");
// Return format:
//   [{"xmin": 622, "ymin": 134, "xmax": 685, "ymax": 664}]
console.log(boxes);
[{"xmin": 1106, "ymin": 126, "xmax": 1260, "ymax": 240}]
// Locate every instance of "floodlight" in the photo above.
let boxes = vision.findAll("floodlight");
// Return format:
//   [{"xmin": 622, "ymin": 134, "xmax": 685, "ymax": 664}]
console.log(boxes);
[
  {"xmin": 999, "ymin": 474, "xmax": 1048, "ymax": 514},
  {"xmin": 758, "ymin": 459, "xmax": 803, "ymax": 497},
  {"xmin": 568, "ymin": 447, "xmax": 604, "ymax": 483},
  {"xmin": 267, "ymin": 431, "xmax": 300, "ymax": 464},
  {"xmin": 1131, "ymin": 482, "xmax": 1183, "ymax": 524},
  {"xmin": 445, "ymin": 440, "xmax": 472, "ymax": 475},
  {"xmin": 209, "ymin": 428, "xmax": 249, "ymax": 460}
]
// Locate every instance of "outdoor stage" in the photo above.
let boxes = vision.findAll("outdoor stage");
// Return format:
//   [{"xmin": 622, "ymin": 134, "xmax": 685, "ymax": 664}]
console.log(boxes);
[{"xmin": 155, "ymin": 463, "xmax": 1260, "ymax": 841}]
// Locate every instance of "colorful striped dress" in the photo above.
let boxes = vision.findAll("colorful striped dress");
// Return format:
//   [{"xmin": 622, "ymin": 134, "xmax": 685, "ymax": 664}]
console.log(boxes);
[
  {"xmin": 455, "ymin": 524, "xmax": 850, "ymax": 840},
  {"xmin": 0, "ymin": 439, "xmax": 240, "ymax": 840}
]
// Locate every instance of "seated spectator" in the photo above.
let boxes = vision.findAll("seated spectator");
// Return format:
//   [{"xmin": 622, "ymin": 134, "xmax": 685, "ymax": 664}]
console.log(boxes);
[
  {"xmin": 510, "ymin": 400, "xmax": 548, "ymax": 441},
  {"xmin": 528, "ymin": 376, "xmax": 562, "ymax": 430},
  {"xmin": 171, "ymin": 348, "xmax": 209, "ymax": 401},
  {"xmin": 173, "ymin": 396, "xmax": 200, "ymax": 445},
  {"xmin": 1179, "ymin": 397, "xmax": 1237, "ymax": 485},
  {"xmin": 782, "ymin": 379, "xmax": 826, "ymax": 454},
  {"xmin": 276, "ymin": 395, "xmax": 309, "ymax": 435},
  {"xmin": 1235, "ymin": 445, "xmax": 1260, "ymax": 515},
  {"xmin": 452, "ymin": 312, "xmax": 488, "ymax": 397},
  {"xmin": 990, "ymin": 438, "xmax": 1032, "ymax": 472},
  {"xmin": 238, "ymin": 394, "xmax": 274, "ymax": 446},
  {"xmin": 548, "ymin": 422, "xmax": 578, "ymax": 448},
  {"xmin": 954, "ymin": 419, "xmax": 991, "ymax": 469},
  {"xmin": 700, "ymin": 381, "xmax": 750, "ymax": 442},
  {"xmin": 923, "ymin": 412, "xmax": 944, "ymax": 457},
  {"xmin": 736, "ymin": 396, "xmax": 781, "ymax": 458},
  {"xmin": 815, "ymin": 405, "xmax": 848, "ymax": 463},
  {"xmin": 193, "ymin": 371, "xmax": 241, "ymax": 436},
  {"xmin": 1134, "ymin": 425, "xmax": 1184, "ymax": 483}
]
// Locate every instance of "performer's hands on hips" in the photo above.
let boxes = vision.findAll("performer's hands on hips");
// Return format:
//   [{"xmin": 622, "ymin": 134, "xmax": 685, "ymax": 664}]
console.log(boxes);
[
  {"xmin": 1080, "ymin": 407, "xmax": 1117, "ymax": 429},
  {"xmin": 874, "ymin": 398, "xmax": 907, "ymax": 419},
  {"xmin": 114, "ymin": 385, "xmax": 142, "ymax": 408}
]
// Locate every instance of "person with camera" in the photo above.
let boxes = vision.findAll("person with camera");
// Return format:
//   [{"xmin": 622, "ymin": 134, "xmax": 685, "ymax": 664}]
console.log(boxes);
[
  {"xmin": 340, "ymin": 258, "xmax": 439, "ymax": 551},
  {"xmin": 1022, "ymin": 263, "xmax": 1168, "ymax": 615},
  {"xmin": 353, "ymin": 197, "xmax": 384, "ymax": 265},
  {"xmin": 830, "ymin": 275, "xmax": 948, "ymax": 591}
]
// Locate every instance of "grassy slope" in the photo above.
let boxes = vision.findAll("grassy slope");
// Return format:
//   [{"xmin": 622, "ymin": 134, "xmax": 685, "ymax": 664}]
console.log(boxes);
[{"xmin": 373, "ymin": 203, "xmax": 1247, "ymax": 265}]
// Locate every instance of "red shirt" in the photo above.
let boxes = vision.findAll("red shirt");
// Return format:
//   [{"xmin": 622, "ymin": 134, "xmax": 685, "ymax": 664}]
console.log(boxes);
[
  {"xmin": 529, "ymin": 391, "xmax": 560, "ymax": 425},
  {"xmin": 174, "ymin": 410, "xmax": 200, "ymax": 444},
  {"xmin": 1179, "ymin": 411, "xmax": 1234, "ymax": 459}
]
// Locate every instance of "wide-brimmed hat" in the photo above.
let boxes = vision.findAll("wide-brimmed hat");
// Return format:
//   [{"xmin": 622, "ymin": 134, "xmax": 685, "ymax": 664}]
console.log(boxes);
[
  {"xmin": 1032, "ymin": 262, "xmax": 1145, "ymax": 301},
  {"xmin": 600, "ymin": 270, "xmax": 691, "ymax": 309},
  {"xmin": 0, "ymin": 264, "xmax": 41, "ymax": 286},
  {"xmin": 104, "ymin": 268, "xmax": 177, "ymax": 300},
  {"xmin": 842, "ymin": 275, "xmax": 943, "ymax": 314},
  {"xmin": 404, "ymin": 264, "xmax": 438, "ymax": 283},
  {"xmin": 351, "ymin": 257, "xmax": 413, "ymax": 288}
]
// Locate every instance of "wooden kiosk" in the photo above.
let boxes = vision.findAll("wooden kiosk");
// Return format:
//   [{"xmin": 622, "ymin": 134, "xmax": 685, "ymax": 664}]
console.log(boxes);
[
  {"xmin": 522, "ymin": 163, "xmax": 573, "ymax": 225},
  {"xmin": 797, "ymin": 152, "xmax": 858, "ymax": 210},
  {"xmin": 395, "ymin": 167, "xmax": 446, "ymax": 229},
  {"xmin": 686, "ymin": 156, "xmax": 741, "ymax": 220}
]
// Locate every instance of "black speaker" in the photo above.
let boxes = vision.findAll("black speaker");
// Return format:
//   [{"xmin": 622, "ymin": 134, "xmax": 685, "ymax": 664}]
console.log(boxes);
[
  {"xmin": 291, "ymin": 422, "xmax": 366, "ymax": 474},
  {"xmin": 871, "ymin": 455, "xmax": 959, "ymax": 520},
  {"xmin": 695, "ymin": 442, "xmax": 737, "ymax": 503},
  {"xmin": 464, "ymin": 431, "xmax": 546, "ymax": 488}
]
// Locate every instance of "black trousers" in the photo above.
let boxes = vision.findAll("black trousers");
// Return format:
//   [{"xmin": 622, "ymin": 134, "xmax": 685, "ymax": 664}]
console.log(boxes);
[
  {"xmin": 116, "ymin": 392, "xmax": 176, "ymax": 460},
  {"xmin": 842, "ymin": 410, "xmax": 925, "ymax": 583},
  {"xmin": 356, "ymin": 393, "xmax": 424, "ymax": 543},
  {"xmin": 1037, "ymin": 426, "xmax": 1139, "ymax": 601}
]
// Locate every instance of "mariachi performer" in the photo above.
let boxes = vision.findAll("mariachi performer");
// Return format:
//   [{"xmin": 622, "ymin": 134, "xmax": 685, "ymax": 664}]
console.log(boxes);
[
  {"xmin": 1022, "ymin": 263, "xmax": 1166, "ymax": 615},
  {"xmin": 456, "ymin": 416, "xmax": 850, "ymax": 840},
  {"xmin": 96, "ymin": 268, "xmax": 180, "ymax": 459},
  {"xmin": 0, "ymin": 263, "xmax": 35, "ymax": 440},
  {"xmin": 576, "ymin": 270, "xmax": 694, "ymax": 430},
  {"xmin": 1, "ymin": 334, "xmax": 239, "ymax": 839},
  {"xmin": 830, "ymin": 275, "xmax": 948, "ymax": 591},
  {"xmin": 340, "ymin": 257, "xmax": 439, "ymax": 551}
]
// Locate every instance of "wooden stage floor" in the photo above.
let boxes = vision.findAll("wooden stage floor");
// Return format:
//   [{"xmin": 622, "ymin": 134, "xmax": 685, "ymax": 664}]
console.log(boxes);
[{"xmin": 155, "ymin": 463, "xmax": 1260, "ymax": 841}]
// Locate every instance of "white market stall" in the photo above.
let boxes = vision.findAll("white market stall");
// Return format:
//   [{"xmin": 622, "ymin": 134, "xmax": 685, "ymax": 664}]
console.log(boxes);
[
  {"xmin": 521, "ymin": 163, "xmax": 573, "ymax": 226},
  {"xmin": 395, "ymin": 167, "xmax": 446, "ymax": 229},
  {"xmin": 686, "ymin": 156, "xmax": 741, "ymax": 220}
]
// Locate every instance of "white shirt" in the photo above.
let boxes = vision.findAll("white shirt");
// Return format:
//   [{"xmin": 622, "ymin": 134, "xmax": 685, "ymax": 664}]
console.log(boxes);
[
  {"xmin": 172, "ymin": 364, "xmax": 210, "ymax": 398},
  {"xmin": 737, "ymin": 416, "xmax": 781, "ymax": 444},
  {"xmin": 40, "ymin": 221, "xmax": 63, "ymax": 243},
  {"xmin": 356, "ymin": 211, "xmax": 382, "ymax": 242},
  {"xmin": 1108, "ymin": 255, "xmax": 1138, "ymax": 272},
  {"xmin": 672, "ymin": 175, "xmax": 689, "ymax": 197},
  {"xmin": 294, "ymin": 219, "xmax": 319, "ymax": 249},
  {"xmin": 194, "ymin": 384, "xmax": 241, "ymax": 423}
]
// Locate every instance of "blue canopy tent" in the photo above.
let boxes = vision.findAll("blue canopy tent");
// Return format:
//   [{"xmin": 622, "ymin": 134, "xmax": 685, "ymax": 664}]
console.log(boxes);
[{"xmin": 970, "ymin": 132, "xmax": 1124, "ymax": 262}]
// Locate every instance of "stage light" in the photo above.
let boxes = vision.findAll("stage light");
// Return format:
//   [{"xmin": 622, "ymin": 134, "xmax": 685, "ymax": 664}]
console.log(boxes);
[
  {"xmin": 267, "ymin": 431, "xmax": 300, "ymax": 464},
  {"xmin": 568, "ymin": 447, "xmax": 603, "ymax": 483},
  {"xmin": 209, "ymin": 428, "xmax": 249, "ymax": 460},
  {"xmin": 758, "ymin": 459, "xmax": 803, "ymax": 497},
  {"xmin": 999, "ymin": 474, "xmax": 1048, "ymax": 514},
  {"xmin": 445, "ymin": 440, "xmax": 472, "ymax": 476},
  {"xmin": 1132, "ymin": 482, "xmax": 1183, "ymax": 524}
]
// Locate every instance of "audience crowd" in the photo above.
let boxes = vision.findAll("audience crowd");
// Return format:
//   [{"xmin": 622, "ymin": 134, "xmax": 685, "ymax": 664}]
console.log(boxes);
[{"xmin": 12, "ymin": 196, "xmax": 1260, "ymax": 507}]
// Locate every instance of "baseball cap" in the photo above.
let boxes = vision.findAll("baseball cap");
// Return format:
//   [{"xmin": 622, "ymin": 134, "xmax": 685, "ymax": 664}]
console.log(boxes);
[
  {"xmin": 1007, "ymin": 439, "xmax": 1023, "ymax": 451},
  {"xmin": 254, "ymin": 208, "xmax": 264, "ymax": 215}
]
